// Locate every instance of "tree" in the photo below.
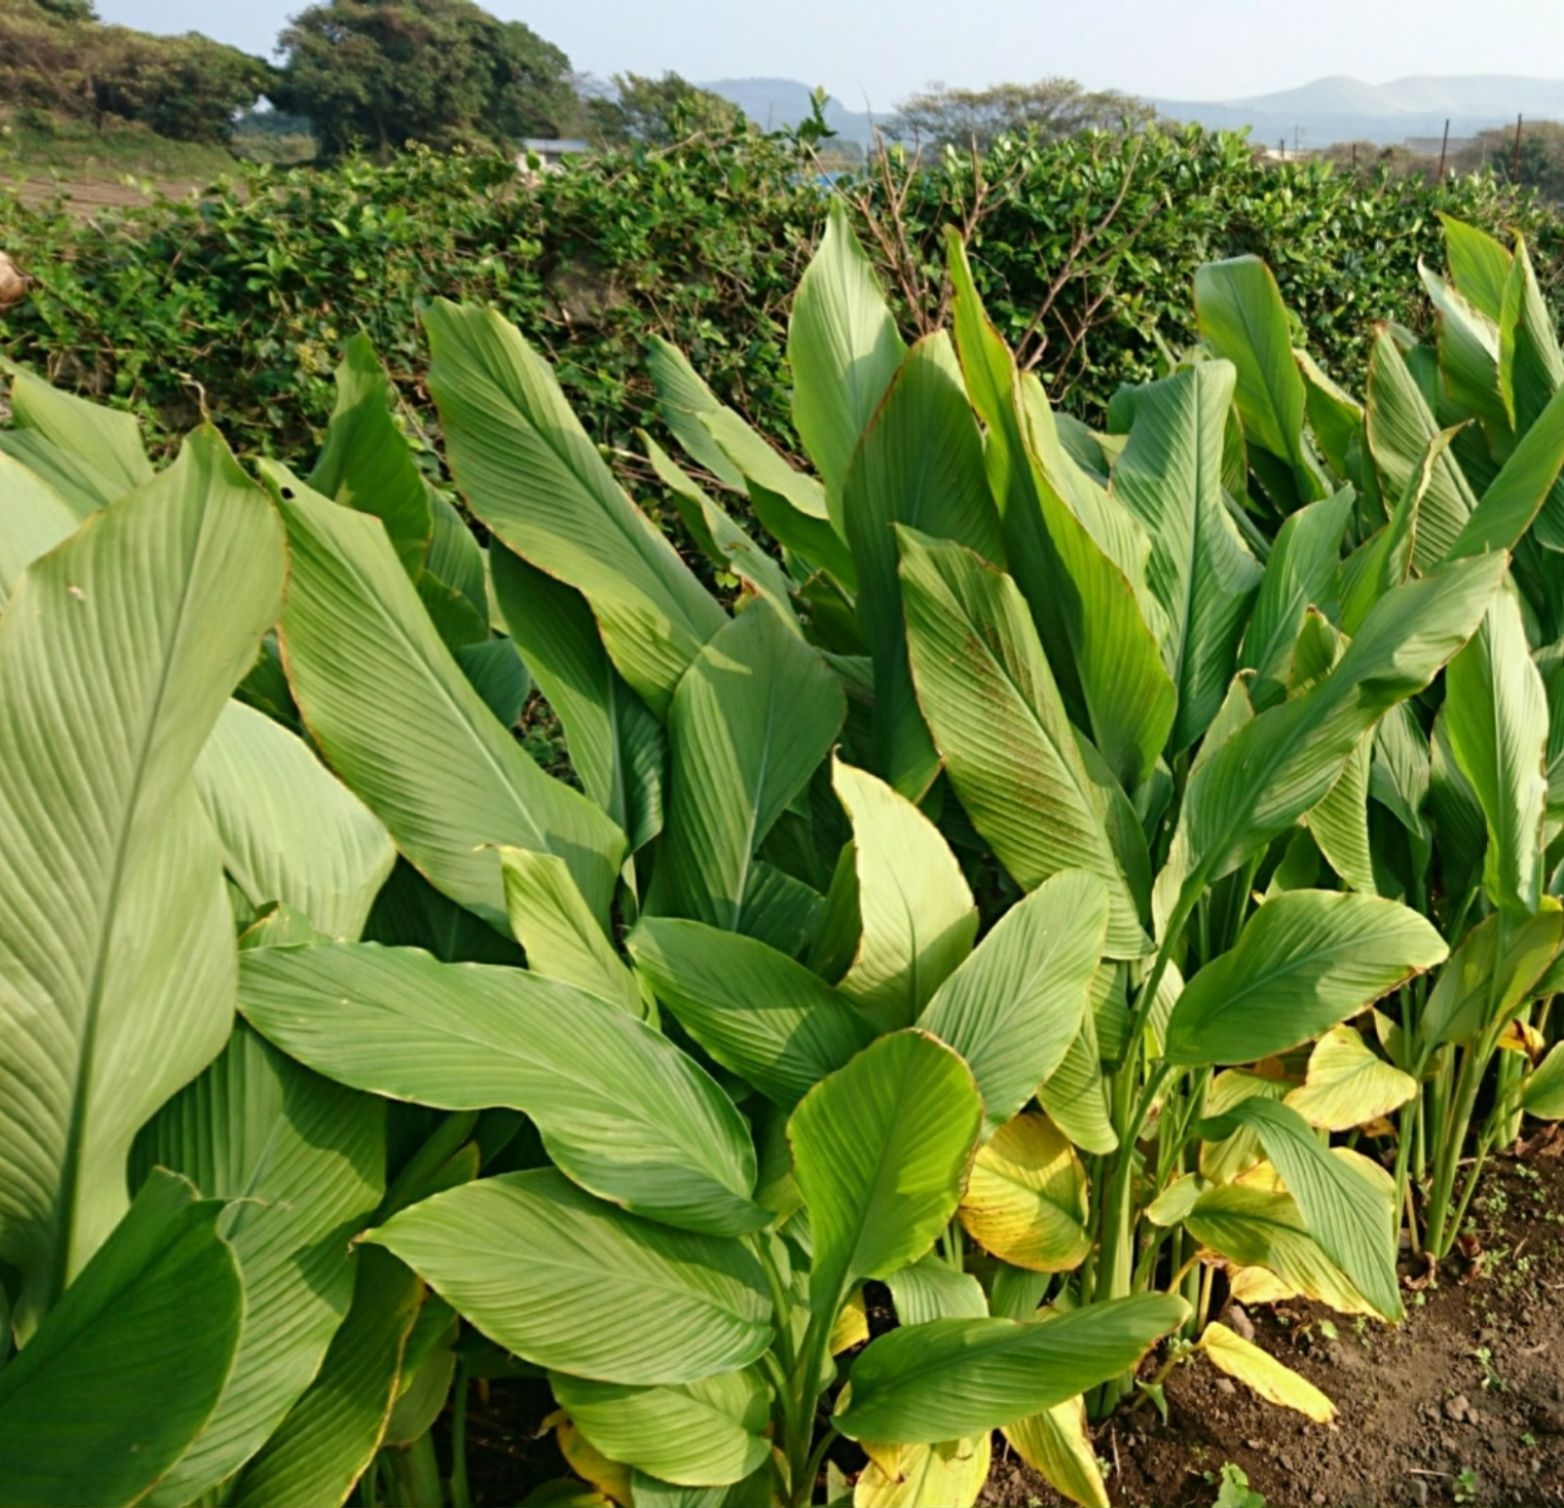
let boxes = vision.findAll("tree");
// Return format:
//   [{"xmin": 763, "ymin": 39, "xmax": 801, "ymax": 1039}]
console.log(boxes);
[
  {"xmin": 585, "ymin": 71, "xmax": 746, "ymax": 147},
  {"xmin": 887, "ymin": 78, "xmax": 1153, "ymax": 152},
  {"xmin": 272, "ymin": 0, "xmax": 581, "ymax": 159}
]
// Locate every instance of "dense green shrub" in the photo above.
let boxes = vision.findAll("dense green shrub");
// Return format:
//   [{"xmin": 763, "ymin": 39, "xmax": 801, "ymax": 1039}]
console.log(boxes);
[{"xmin": 2, "ymin": 122, "xmax": 1560, "ymax": 478}]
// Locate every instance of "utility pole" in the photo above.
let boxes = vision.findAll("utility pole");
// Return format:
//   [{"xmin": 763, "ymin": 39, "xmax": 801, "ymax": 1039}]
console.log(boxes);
[
  {"xmin": 1437, "ymin": 117, "xmax": 1450, "ymax": 179},
  {"xmin": 1513, "ymin": 112, "xmax": 1525, "ymax": 180}
]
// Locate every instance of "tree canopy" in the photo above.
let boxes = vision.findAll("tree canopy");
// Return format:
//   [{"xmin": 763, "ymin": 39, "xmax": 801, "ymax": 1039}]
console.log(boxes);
[
  {"xmin": 271, "ymin": 0, "xmax": 583, "ymax": 159},
  {"xmin": 585, "ymin": 71, "xmax": 748, "ymax": 146},
  {"xmin": 887, "ymin": 78, "xmax": 1154, "ymax": 151}
]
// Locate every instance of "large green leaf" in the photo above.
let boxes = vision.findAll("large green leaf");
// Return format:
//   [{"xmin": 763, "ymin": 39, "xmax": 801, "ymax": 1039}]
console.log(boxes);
[
  {"xmin": 1111, "ymin": 361, "xmax": 1261, "ymax": 749},
  {"xmin": 132, "ymin": 1028, "xmax": 386, "ymax": 1507},
  {"xmin": 1158, "ymin": 554, "xmax": 1506, "ymax": 927},
  {"xmin": 1194, "ymin": 256, "xmax": 1309, "ymax": 474},
  {"xmin": 1015, "ymin": 382, "xmax": 1176, "ymax": 788},
  {"xmin": 1194, "ymin": 1098, "xmax": 1402, "ymax": 1320},
  {"xmin": 831, "ymin": 758, "xmax": 977, "ymax": 1031},
  {"xmin": 0, "ymin": 451, "xmax": 78, "ymax": 608},
  {"xmin": 1164, "ymin": 890, "xmax": 1447, "ymax": 1066},
  {"xmin": 307, "ymin": 333, "xmax": 433, "ymax": 576},
  {"xmin": 193, "ymin": 700, "xmax": 395, "ymax": 941},
  {"xmin": 1420, "ymin": 265, "xmax": 1507, "ymax": 432},
  {"xmin": 1447, "ymin": 379, "xmax": 1564, "ymax": 558},
  {"xmin": 1239, "ymin": 488, "xmax": 1353, "ymax": 708},
  {"xmin": 921, "ymin": 871, "xmax": 1108, "ymax": 1136},
  {"xmin": 1441, "ymin": 214, "xmax": 1511, "ymax": 321},
  {"xmin": 227, "ymin": 1247, "xmax": 421, "ymax": 1508},
  {"xmin": 271, "ymin": 474, "xmax": 625, "ymax": 930},
  {"xmin": 489, "ymin": 543, "xmax": 665, "ymax": 854},
  {"xmin": 367, "ymin": 1169, "xmax": 772, "ymax": 1385},
  {"xmin": 1364, "ymin": 331, "xmax": 1478, "ymax": 568},
  {"xmin": 842, "ymin": 332, "xmax": 1003, "ymax": 794},
  {"xmin": 788, "ymin": 199, "xmax": 906, "ymax": 504},
  {"xmin": 240, "ymin": 942, "xmax": 762, "ymax": 1235},
  {"xmin": 789, "ymin": 1030, "xmax": 983, "ymax": 1313},
  {"xmin": 0, "ymin": 1170, "xmax": 242, "ymax": 1508},
  {"xmin": 499, "ymin": 846, "xmax": 643, "ymax": 1016},
  {"xmin": 834, "ymin": 1294, "xmax": 1188, "ymax": 1443},
  {"xmin": 627, "ymin": 919, "xmax": 875, "ymax": 1106},
  {"xmin": 425, "ymin": 300, "xmax": 724, "ymax": 713},
  {"xmin": 899, "ymin": 530, "xmax": 1149, "ymax": 958},
  {"xmin": 1419, "ymin": 906, "xmax": 1563, "ymax": 1052},
  {"xmin": 0, "ymin": 366, "xmax": 153, "ymax": 515},
  {"xmin": 0, "ymin": 431, "xmax": 283, "ymax": 1329},
  {"xmin": 650, "ymin": 599, "xmax": 844, "ymax": 938},
  {"xmin": 1444, "ymin": 588, "xmax": 1548, "ymax": 915},
  {"xmin": 551, "ymin": 1368, "xmax": 770, "ymax": 1489},
  {"xmin": 646, "ymin": 336, "xmax": 748, "ymax": 492}
]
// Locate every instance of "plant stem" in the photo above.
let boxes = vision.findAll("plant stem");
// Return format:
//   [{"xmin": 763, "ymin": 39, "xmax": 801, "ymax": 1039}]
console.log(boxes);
[{"xmin": 449, "ymin": 1363, "xmax": 471, "ymax": 1508}]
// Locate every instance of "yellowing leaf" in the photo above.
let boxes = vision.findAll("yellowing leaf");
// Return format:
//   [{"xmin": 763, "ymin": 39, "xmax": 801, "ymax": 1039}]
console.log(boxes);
[
  {"xmin": 1228, "ymin": 1266, "xmax": 1300, "ymax": 1307},
  {"xmin": 545, "ymin": 1410, "xmax": 633, "ymax": 1507},
  {"xmin": 1498, "ymin": 1018, "xmax": 1546, "ymax": 1063},
  {"xmin": 1199, "ymin": 1321, "xmax": 1336, "ymax": 1423},
  {"xmin": 1284, "ymin": 1025, "xmax": 1418, "ymax": 1131},
  {"xmin": 832, "ymin": 1288, "xmax": 870, "ymax": 1355},
  {"xmin": 958, "ymin": 1113, "xmax": 1090, "ymax": 1273},
  {"xmin": 855, "ymin": 1436, "xmax": 991, "ymax": 1508},
  {"xmin": 1199, "ymin": 1069, "xmax": 1291, "ymax": 1184},
  {"xmin": 1003, "ymin": 1395, "xmax": 1109, "ymax": 1508}
]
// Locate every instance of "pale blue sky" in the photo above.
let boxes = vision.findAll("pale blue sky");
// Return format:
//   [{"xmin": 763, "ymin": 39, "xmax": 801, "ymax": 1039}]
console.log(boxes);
[{"xmin": 95, "ymin": 0, "xmax": 1564, "ymax": 107}]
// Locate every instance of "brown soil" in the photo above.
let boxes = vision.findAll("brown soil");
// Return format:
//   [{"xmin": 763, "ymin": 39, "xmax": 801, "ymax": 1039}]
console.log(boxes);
[{"xmin": 454, "ymin": 1141, "xmax": 1564, "ymax": 1508}]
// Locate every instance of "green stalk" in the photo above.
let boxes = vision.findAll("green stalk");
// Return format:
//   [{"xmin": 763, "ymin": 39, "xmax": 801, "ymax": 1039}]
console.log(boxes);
[{"xmin": 381, "ymin": 1436, "xmax": 443, "ymax": 1508}]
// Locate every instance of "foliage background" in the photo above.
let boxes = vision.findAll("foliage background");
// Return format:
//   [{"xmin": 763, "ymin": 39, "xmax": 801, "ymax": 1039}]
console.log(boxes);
[{"xmin": 3, "ymin": 123, "xmax": 1561, "ymax": 483}]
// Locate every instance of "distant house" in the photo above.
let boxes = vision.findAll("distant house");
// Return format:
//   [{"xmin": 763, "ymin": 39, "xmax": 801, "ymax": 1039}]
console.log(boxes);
[{"xmin": 517, "ymin": 138, "xmax": 589, "ymax": 171}]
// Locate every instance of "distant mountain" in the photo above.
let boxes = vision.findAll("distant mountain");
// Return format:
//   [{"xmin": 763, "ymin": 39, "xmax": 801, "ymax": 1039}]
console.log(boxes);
[
  {"xmin": 1152, "ymin": 75, "xmax": 1564, "ymax": 149},
  {"xmin": 700, "ymin": 78, "xmax": 877, "ymax": 145},
  {"xmin": 705, "ymin": 74, "xmax": 1564, "ymax": 154}
]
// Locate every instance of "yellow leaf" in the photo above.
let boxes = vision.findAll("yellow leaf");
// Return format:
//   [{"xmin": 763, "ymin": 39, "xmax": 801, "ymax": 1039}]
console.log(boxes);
[
  {"xmin": 855, "ymin": 1436, "xmax": 991, "ymax": 1508},
  {"xmin": 958, "ymin": 1112, "xmax": 1090, "ymax": 1273},
  {"xmin": 1284, "ymin": 1025, "xmax": 1417, "ymax": 1131},
  {"xmin": 1199, "ymin": 1321, "xmax": 1336, "ymax": 1423},
  {"xmin": 1003, "ymin": 1395, "xmax": 1109, "ymax": 1508},
  {"xmin": 548, "ymin": 1412, "xmax": 633, "ymax": 1507},
  {"xmin": 1498, "ymin": 1018, "xmax": 1546, "ymax": 1063},
  {"xmin": 1228, "ymin": 1265, "xmax": 1300, "ymax": 1307},
  {"xmin": 831, "ymin": 1287, "xmax": 870, "ymax": 1354}
]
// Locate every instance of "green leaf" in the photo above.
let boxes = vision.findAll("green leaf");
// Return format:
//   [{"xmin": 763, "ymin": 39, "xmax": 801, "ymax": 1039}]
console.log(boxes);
[
  {"xmin": 227, "ymin": 1247, "xmax": 421, "ymax": 1508},
  {"xmin": 1238, "ymin": 489, "xmax": 1351, "ymax": 706},
  {"xmin": 790, "ymin": 1030, "xmax": 983, "ymax": 1313},
  {"xmin": 1015, "ymin": 382, "xmax": 1177, "ymax": 788},
  {"xmin": 551, "ymin": 1368, "xmax": 770, "ymax": 1488},
  {"xmin": 642, "ymin": 430, "xmax": 796, "ymax": 616},
  {"xmin": 834, "ymin": 1294, "xmax": 1188, "ymax": 1443},
  {"xmin": 843, "ymin": 332, "xmax": 1003, "ymax": 795},
  {"xmin": 921, "ymin": 871, "xmax": 1108, "ymax": 1137},
  {"xmin": 898, "ymin": 530, "xmax": 1149, "ymax": 959},
  {"xmin": 1037, "ymin": 1015, "xmax": 1118, "ymax": 1155},
  {"xmin": 646, "ymin": 336, "xmax": 748, "ymax": 492},
  {"xmin": 0, "ymin": 430, "xmax": 283, "ymax": 1330},
  {"xmin": 366, "ymin": 1169, "xmax": 772, "ymax": 1385},
  {"xmin": 1194, "ymin": 1098, "xmax": 1402, "ymax": 1320},
  {"xmin": 1364, "ymin": 331, "xmax": 1478, "ymax": 569},
  {"xmin": 1194, "ymin": 256, "xmax": 1310, "ymax": 474},
  {"xmin": 1419, "ymin": 905, "xmax": 1563, "ymax": 1051},
  {"xmin": 788, "ymin": 199, "xmax": 906, "ymax": 504},
  {"xmin": 0, "ymin": 366, "xmax": 153, "ymax": 514},
  {"xmin": 1159, "ymin": 554, "xmax": 1507, "ymax": 923},
  {"xmin": 0, "ymin": 451, "xmax": 78, "ymax": 609},
  {"xmin": 1420, "ymin": 266, "xmax": 1506, "ymax": 432},
  {"xmin": 1449, "ymin": 380, "xmax": 1564, "ymax": 559},
  {"xmin": 307, "ymin": 332, "xmax": 433, "ymax": 576},
  {"xmin": 1295, "ymin": 348, "xmax": 1365, "ymax": 478},
  {"xmin": 831, "ymin": 757, "xmax": 977, "ymax": 1031},
  {"xmin": 240, "ymin": 942, "xmax": 762, "ymax": 1235},
  {"xmin": 1111, "ymin": 361, "xmax": 1261, "ymax": 750},
  {"xmin": 499, "ymin": 846, "xmax": 643, "ymax": 1016},
  {"xmin": 650, "ymin": 599, "xmax": 844, "ymax": 939},
  {"xmin": 132, "ymin": 1028, "xmax": 386, "ymax": 1506},
  {"xmin": 1165, "ymin": 890, "xmax": 1447, "ymax": 1066},
  {"xmin": 425, "ymin": 300, "xmax": 725, "ymax": 713},
  {"xmin": 271, "ymin": 473, "xmax": 626, "ymax": 931},
  {"xmin": 1444, "ymin": 588, "xmax": 1548, "ymax": 915},
  {"xmin": 1441, "ymin": 214, "xmax": 1511, "ymax": 321},
  {"xmin": 0, "ymin": 1170, "xmax": 242, "ymax": 1508},
  {"xmin": 886, "ymin": 1256, "xmax": 988, "ymax": 1325},
  {"xmin": 627, "ymin": 918, "xmax": 875, "ymax": 1106},
  {"xmin": 1522, "ymin": 1042, "xmax": 1564, "ymax": 1118},
  {"xmin": 194, "ymin": 700, "xmax": 395, "ymax": 942},
  {"xmin": 490, "ymin": 544, "xmax": 664, "ymax": 854}
]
